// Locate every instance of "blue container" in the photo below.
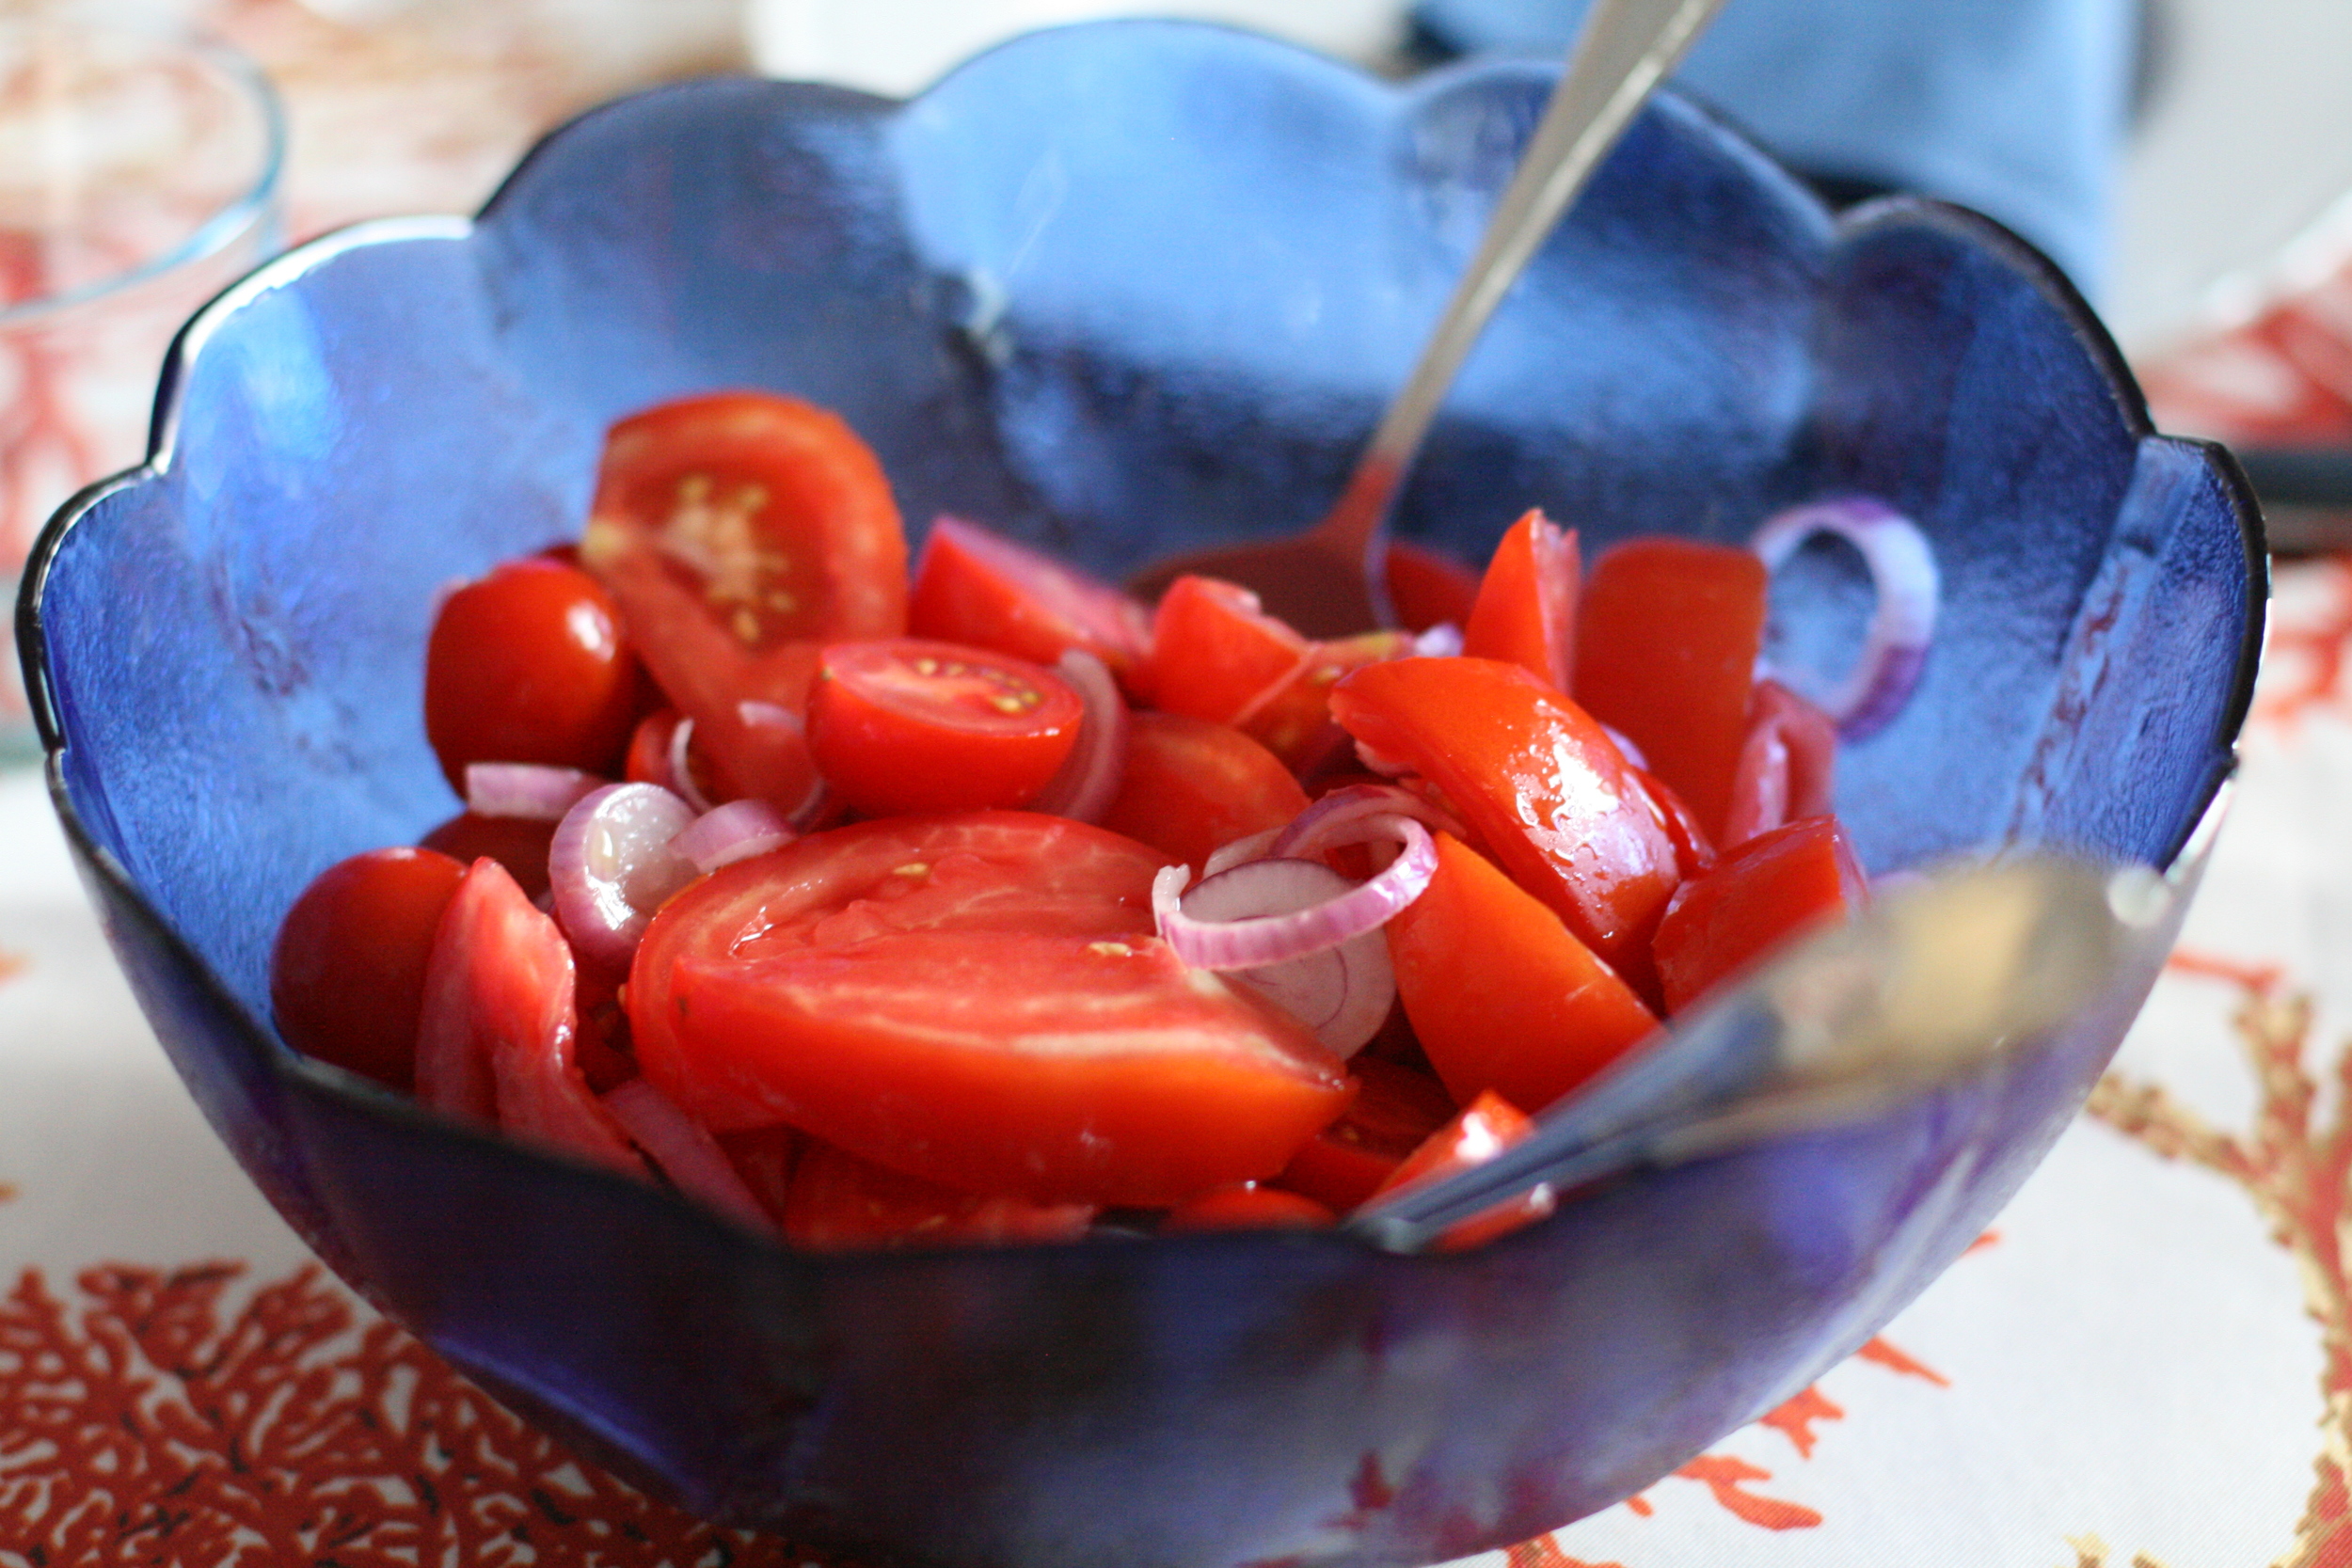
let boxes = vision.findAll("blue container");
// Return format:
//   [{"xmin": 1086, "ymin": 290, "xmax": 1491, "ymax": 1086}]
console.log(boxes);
[{"xmin": 16, "ymin": 22, "xmax": 2261, "ymax": 1568}]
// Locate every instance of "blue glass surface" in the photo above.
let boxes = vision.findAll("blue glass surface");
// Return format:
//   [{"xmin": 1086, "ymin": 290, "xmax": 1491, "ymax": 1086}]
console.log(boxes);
[{"xmin": 16, "ymin": 21, "xmax": 2261, "ymax": 1568}]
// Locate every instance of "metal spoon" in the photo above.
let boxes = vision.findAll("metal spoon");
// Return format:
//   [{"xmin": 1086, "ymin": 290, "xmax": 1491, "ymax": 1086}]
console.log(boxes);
[
  {"xmin": 1125, "ymin": 0, "xmax": 1730, "ymax": 636},
  {"xmin": 1349, "ymin": 854, "xmax": 2184, "ymax": 1254}
]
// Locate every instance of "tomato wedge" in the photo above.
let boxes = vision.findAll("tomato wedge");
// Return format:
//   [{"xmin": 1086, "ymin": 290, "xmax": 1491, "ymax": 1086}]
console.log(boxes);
[
  {"xmin": 579, "ymin": 391, "xmax": 909, "ymax": 809},
  {"xmin": 1274, "ymin": 1056, "xmax": 1457, "ymax": 1211},
  {"xmin": 908, "ymin": 515, "xmax": 1152, "ymax": 675},
  {"xmin": 1386, "ymin": 832, "xmax": 1658, "ymax": 1115},
  {"xmin": 1236, "ymin": 630, "xmax": 1413, "ymax": 773},
  {"xmin": 1652, "ymin": 815, "xmax": 1867, "ymax": 1013},
  {"xmin": 1572, "ymin": 537, "xmax": 1767, "ymax": 841},
  {"xmin": 806, "ymin": 639, "xmax": 1084, "ymax": 816},
  {"xmin": 1163, "ymin": 1182, "xmax": 1336, "ymax": 1232},
  {"xmin": 1383, "ymin": 539, "xmax": 1481, "ymax": 635},
  {"xmin": 1139, "ymin": 575, "xmax": 1312, "ymax": 723},
  {"xmin": 1461, "ymin": 509, "xmax": 1579, "ymax": 693},
  {"xmin": 1328, "ymin": 657, "xmax": 1680, "ymax": 988},
  {"xmin": 1368, "ymin": 1090, "xmax": 1554, "ymax": 1249},
  {"xmin": 628, "ymin": 812, "xmax": 1353, "ymax": 1206},
  {"xmin": 1719, "ymin": 679, "xmax": 1838, "ymax": 849},
  {"xmin": 270, "ymin": 847, "xmax": 467, "ymax": 1091},
  {"xmin": 1097, "ymin": 711, "xmax": 1311, "ymax": 872}
]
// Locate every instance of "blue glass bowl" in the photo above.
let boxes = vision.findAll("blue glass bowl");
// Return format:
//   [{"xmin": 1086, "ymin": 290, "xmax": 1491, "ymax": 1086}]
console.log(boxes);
[{"xmin": 15, "ymin": 21, "xmax": 2262, "ymax": 1568}]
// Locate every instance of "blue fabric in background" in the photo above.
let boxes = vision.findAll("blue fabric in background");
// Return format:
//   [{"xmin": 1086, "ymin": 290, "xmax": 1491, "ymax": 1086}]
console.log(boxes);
[{"xmin": 1413, "ymin": 0, "xmax": 2137, "ymax": 296}]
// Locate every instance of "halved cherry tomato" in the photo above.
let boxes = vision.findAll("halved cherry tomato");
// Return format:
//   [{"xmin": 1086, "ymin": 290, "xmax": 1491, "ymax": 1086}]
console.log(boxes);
[
  {"xmin": 1328, "ymin": 657, "xmax": 1679, "ymax": 990},
  {"xmin": 1461, "ymin": 509, "xmax": 1579, "ymax": 693},
  {"xmin": 781, "ymin": 1138, "xmax": 1096, "ymax": 1249},
  {"xmin": 419, "ymin": 811, "xmax": 556, "ymax": 904},
  {"xmin": 1383, "ymin": 539, "xmax": 1481, "ymax": 635},
  {"xmin": 270, "ymin": 847, "xmax": 467, "ymax": 1091},
  {"xmin": 423, "ymin": 559, "xmax": 647, "ymax": 794},
  {"xmin": 1719, "ymin": 679, "xmax": 1837, "ymax": 849},
  {"xmin": 1573, "ymin": 537, "xmax": 1768, "ymax": 841},
  {"xmin": 908, "ymin": 515, "xmax": 1152, "ymax": 675},
  {"xmin": 1097, "ymin": 711, "xmax": 1311, "ymax": 872},
  {"xmin": 579, "ymin": 391, "xmax": 909, "ymax": 811},
  {"xmin": 1163, "ymin": 1182, "xmax": 1336, "ymax": 1233},
  {"xmin": 1367, "ymin": 1089, "xmax": 1554, "ymax": 1248},
  {"xmin": 628, "ymin": 812, "xmax": 1352, "ymax": 1205},
  {"xmin": 1386, "ymin": 832, "xmax": 1658, "ymax": 1115},
  {"xmin": 1275, "ymin": 1056, "xmax": 1457, "ymax": 1211},
  {"xmin": 1236, "ymin": 630, "xmax": 1414, "ymax": 773},
  {"xmin": 1140, "ymin": 575, "xmax": 1311, "ymax": 722},
  {"xmin": 806, "ymin": 639, "xmax": 1084, "ymax": 816},
  {"xmin": 1651, "ymin": 815, "xmax": 1867, "ymax": 1013}
]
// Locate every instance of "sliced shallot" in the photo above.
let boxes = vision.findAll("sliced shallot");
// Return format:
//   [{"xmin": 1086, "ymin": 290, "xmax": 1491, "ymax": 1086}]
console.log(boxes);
[
  {"xmin": 1028, "ymin": 649, "xmax": 1128, "ymax": 823},
  {"xmin": 464, "ymin": 763, "xmax": 605, "ymax": 821},
  {"xmin": 1202, "ymin": 827, "xmax": 1283, "ymax": 879},
  {"xmin": 672, "ymin": 799, "xmax": 797, "ymax": 873},
  {"xmin": 1268, "ymin": 784, "xmax": 1470, "ymax": 862},
  {"xmin": 1749, "ymin": 499, "xmax": 1937, "ymax": 739},
  {"xmin": 1167, "ymin": 857, "xmax": 1398, "ymax": 1056},
  {"xmin": 602, "ymin": 1078, "xmax": 776, "ymax": 1233},
  {"xmin": 737, "ymin": 701, "xmax": 831, "ymax": 827},
  {"xmin": 549, "ymin": 783, "xmax": 701, "ymax": 972},
  {"xmin": 664, "ymin": 717, "xmax": 717, "ymax": 814}
]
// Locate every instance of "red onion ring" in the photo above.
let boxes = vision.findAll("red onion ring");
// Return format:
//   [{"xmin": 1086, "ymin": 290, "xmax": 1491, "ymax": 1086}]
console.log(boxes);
[
  {"xmin": 1152, "ymin": 816, "xmax": 1436, "ymax": 973},
  {"xmin": 549, "ymin": 783, "xmax": 701, "ymax": 972},
  {"xmin": 602, "ymin": 1078, "xmax": 776, "ymax": 1234},
  {"xmin": 665, "ymin": 718, "xmax": 717, "ymax": 814},
  {"xmin": 1268, "ymin": 784, "xmax": 1470, "ymax": 862},
  {"xmin": 671, "ymin": 799, "xmax": 797, "ymax": 873},
  {"xmin": 1028, "ymin": 649, "xmax": 1128, "ymax": 823},
  {"xmin": 464, "ymin": 763, "xmax": 605, "ymax": 821},
  {"xmin": 1750, "ymin": 499, "xmax": 1938, "ymax": 740},
  {"xmin": 1202, "ymin": 827, "xmax": 1283, "ymax": 879},
  {"xmin": 1168, "ymin": 857, "xmax": 1396, "ymax": 1056}
]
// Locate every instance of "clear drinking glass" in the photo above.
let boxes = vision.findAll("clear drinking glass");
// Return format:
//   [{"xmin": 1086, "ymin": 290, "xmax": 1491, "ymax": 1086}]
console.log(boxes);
[{"xmin": 1, "ymin": 21, "xmax": 285, "ymax": 764}]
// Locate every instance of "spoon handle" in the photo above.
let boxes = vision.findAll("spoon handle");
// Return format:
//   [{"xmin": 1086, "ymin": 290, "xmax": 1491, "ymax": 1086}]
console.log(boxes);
[{"xmin": 1321, "ymin": 0, "xmax": 1728, "ymax": 552}]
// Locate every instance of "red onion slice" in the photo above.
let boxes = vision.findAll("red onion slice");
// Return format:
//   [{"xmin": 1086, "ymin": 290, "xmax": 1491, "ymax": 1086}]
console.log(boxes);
[
  {"xmin": 1202, "ymin": 827, "xmax": 1283, "ymax": 879},
  {"xmin": 1153, "ymin": 816, "xmax": 1437, "ymax": 974},
  {"xmin": 665, "ymin": 717, "xmax": 717, "ymax": 814},
  {"xmin": 1268, "ymin": 784, "xmax": 1470, "ymax": 862},
  {"xmin": 1750, "ymin": 499, "xmax": 1938, "ymax": 740},
  {"xmin": 464, "ymin": 763, "xmax": 605, "ymax": 821},
  {"xmin": 603, "ymin": 1078, "xmax": 777, "ymax": 1234},
  {"xmin": 1028, "ymin": 649, "xmax": 1128, "ymax": 823},
  {"xmin": 549, "ymin": 783, "xmax": 701, "ymax": 972},
  {"xmin": 671, "ymin": 798, "xmax": 798, "ymax": 873},
  {"xmin": 1411, "ymin": 623, "xmax": 1465, "ymax": 658},
  {"xmin": 1164, "ymin": 857, "xmax": 1398, "ymax": 1056}
]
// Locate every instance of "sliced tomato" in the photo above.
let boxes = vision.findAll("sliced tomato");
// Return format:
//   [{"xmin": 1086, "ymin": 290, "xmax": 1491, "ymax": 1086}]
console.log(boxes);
[
  {"xmin": 628, "ymin": 812, "xmax": 1352, "ymax": 1205},
  {"xmin": 1383, "ymin": 539, "xmax": 1481, "ymax": 635},
  {"xmin": 579, "ymin": 391, "xmax": 908, "ymax": 811},
  {"xmin": 1631, "ymin": 768, "xmax": 1717, "ymax": 882},
  {"xmin": 270, "ymin": 847, "xmax": 467, "ymax": 1091},
  {"xmin": 1387, "ymin": 832, "xmax": 1658, "ymax": 1115},
  {"xmin": 1275, "ymin": 1057, "xmax": 1457, "ymax": 1212},
  {"xmin": 1235, "ymin": 629, "xmax": 1414, "ymax": 773},
  {"xmin": 1572, "ymin": 537, "xmax": 1768, "ymax": 841},
  {"xmin": 1140, "ymin": 575, "xmax": 1312, "ymax": 722},
  {"xmin": 781, "ymin": 1139, "xmax": 1098, "ymax": 1249},
  {"xmin": 1652, "ymin": 815, "xmax": 1867, "ymax": 1014},
  {"xmin": 806, "ymin": 639, "xmax": 1084, "ymax": 816},
  {"xmin": 422, "ymin": 558, "xmax": 647, "ymax": 795},
  {"xmin": 1097, "ymin": 711, "xmax": 1311, "ymax": 872},
  {"xmin": 1719, "ymin": 679, "xmax": 1838, "ymax": 850},
  {"xmin": 1328, "ymin": 657, "xmax": 1680, "ymax": 990},
  {"xmin": 1461, "ymin": 509, "xmax": 1579, "ymax": 693},
  {"xmin": 908, "ymin": 515, "xmax": 1152, "ymax": 675},
  {"xmin": 1367, "ymin": 1089, "xmax": 1553, "ymax": 1249},
  {"xmin": 415, "ymin": 859, "xmax": 644, "ymax": 1174},
  {"xmin": 1163, "ymin": 1182, "xmax": 1336, "ymax": 1233},
  {"xmin": 418, "ymin": 812, "xmax": 556, "ymax": 904}
]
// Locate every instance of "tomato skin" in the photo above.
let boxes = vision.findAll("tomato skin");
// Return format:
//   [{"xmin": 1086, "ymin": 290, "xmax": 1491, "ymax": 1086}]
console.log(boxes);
[
  {"xmin": 1328, "ymin": 657, "xmax": 1680, "ymax": 988},
  {"xmin": 1652, "ymin": 815, "xmax": 1867, "ymax": 1014},
  {"xmin": 781, "ymin": 1139, "xmax": 1097, "ymax": 1249},
  {"xmin": 1097, "ymin": 711, "xmax": 1311, "ymax": 872},
  {"xmin": 909, "ymin": 515, "xmax": 1152, "ymax": 675},
  {"xmin": 1274, "ymin": 1057, "xmax": 1457, "ymax": 1211},
  {"xmin": 579, "ymin": 392, "xmax": 908, "ymax": 813},
  {"xmin": 1719, "ymin": 679, "xmax": 1838, "ymax": 850},
  {"xmin": 806, "ymin": 639, "xmax": 1084, "ymax": 816},
  {"xmin": 1387, "ymin": 832, "xmax": 1658, "ymax": 1115},
  {"xmin": 1631, "ymin": 768, "xmax": 1718, "ymax": 882},
  {"xmin": 628, "ymin": 812, "xmax": 1352, "ymax": 1206},
  {"xmin": 419, "ymin": 811, "xmax": 556, "ymax": 904},
  {"xmin": 422, "ymin": 559, "xmax": 645, "ymax": 793},
  {"xmin": 1383, "ymin": 540, "xmax": 1481, "ymax": 635},
  {"xmin": 1237, "ymin": 630, "xmax": 1414, "ymax": 773},
  {"xmin": 1163, "ymin": 1182, "xmax": 1336, "ymax": 1232},
  {"xmin": 270, "ymin": 847, "xmax": 467, "ymax": 1091},
  {"xmin": 1461, "ymin": 509, "xmax": 1579, "ymax": 693},
  {"xmin": 1369, "ymin": 1090, "xmax": 1554, "ymax": 1250},
  {"xmin": 1572, "ymin": 538, "xmax": 1768, "ymax": 841},
  {"xmin": 1140, "ymin": 575, "xmax": 1312, "ymax": 722}
]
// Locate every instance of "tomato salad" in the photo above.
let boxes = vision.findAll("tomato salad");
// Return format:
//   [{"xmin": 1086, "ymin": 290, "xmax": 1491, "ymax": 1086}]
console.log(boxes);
[{"xmin": 271, "ymin": 390, "xmax": 1932, "ymax": 1248}]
